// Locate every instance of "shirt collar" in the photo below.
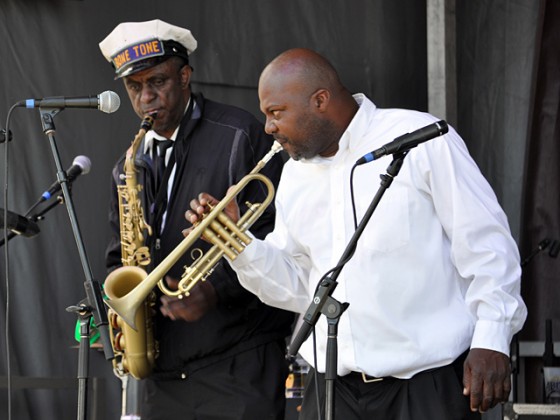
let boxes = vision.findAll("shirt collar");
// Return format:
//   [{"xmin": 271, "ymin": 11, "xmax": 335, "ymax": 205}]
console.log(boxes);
[
  {"xmin": 143, "ymin": 97, "xmax": 193, "ymax": 154},
  {"xmin": 302, "ymin": 93, "xmax": 376, "ymax": 165}
]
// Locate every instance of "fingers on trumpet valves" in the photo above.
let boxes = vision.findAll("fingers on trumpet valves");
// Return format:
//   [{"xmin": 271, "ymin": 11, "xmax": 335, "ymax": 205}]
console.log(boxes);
[
  {"xmin": 185, "ymin": 205, "xmax": 206, "ymax": 226},
  {"xmin": 187, "ymin": 193, "xmax": 218, "ymax": 221},
  {"xmin": 184, "ymin": 209, "xmax": 206, "ymax": 226}
]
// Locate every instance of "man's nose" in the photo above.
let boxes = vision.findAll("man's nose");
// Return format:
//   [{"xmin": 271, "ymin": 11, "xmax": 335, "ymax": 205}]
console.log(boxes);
[
  {"xmin": 140, "ymin": 84, "xmax": 156, "ymax": 103},
  {"xmin": 265, "ymin": 119, "xmax": 277, "ymax": 135}
]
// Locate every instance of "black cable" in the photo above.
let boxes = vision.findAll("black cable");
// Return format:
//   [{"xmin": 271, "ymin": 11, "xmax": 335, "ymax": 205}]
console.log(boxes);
[
  {"xmin": 307, "ymin": 162, "xmax": 362, "ymax": 420},
  {"xmin": 312, "ymin": 328, "xmax": 322, "ymax": 420},
  {"xmin": 3, "ymin": 102, "xmax": 20, "ymax": 420},
  {"xmin": 350, "ymin": 164, "xmax": 359, "ymax": 230}
]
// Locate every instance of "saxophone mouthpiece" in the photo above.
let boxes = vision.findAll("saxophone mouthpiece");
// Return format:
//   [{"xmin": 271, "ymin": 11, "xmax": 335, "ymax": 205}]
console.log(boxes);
[{"xmin": 141, "ymin": 112, "xmax": 157, "ymax": 131}]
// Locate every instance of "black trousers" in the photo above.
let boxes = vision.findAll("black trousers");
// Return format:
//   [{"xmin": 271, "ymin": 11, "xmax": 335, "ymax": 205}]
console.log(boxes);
[
  {"xmin": 299, "ymin": 353, "xmax": 481, "ymax": 420},
  {"xmin": 141, "ymin": 340, "xmax": 289, "ymax": 420}
]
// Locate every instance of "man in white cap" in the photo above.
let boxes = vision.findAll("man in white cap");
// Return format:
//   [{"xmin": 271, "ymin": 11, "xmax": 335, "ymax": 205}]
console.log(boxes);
[{"xmin": 100, "ymin": 20, "xmax": 295, "ymax": 419}]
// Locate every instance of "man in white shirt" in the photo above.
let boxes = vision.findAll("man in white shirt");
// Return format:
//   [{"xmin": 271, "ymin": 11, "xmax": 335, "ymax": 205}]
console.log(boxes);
[{"xmin": 186, "ymin": 48, "xmax": 527, "ymax": 419}]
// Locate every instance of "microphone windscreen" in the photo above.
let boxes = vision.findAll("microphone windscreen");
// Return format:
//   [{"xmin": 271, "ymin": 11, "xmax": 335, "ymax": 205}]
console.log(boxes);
[
  {"xmin": 98, "ymin": 90, "xmax": 120, "ymax": 114},
  {"xmin": 73, "ymin": 155, "xmax": 92, "ymax": 174}
]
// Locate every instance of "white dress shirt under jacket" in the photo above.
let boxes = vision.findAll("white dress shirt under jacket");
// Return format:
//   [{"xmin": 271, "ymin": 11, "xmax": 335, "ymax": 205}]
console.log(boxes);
[{"xmin": 229, "ymin": 94, "xmax": 527, "ymax": 379}]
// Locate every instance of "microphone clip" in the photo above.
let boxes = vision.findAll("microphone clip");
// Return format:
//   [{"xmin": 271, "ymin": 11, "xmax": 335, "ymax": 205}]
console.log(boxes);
[
  {"xmin": 0, "ymin": 128, "xmax": 13, "ymax": 143},
  {"xmin": 287, "ymin": 275, "xmax": 347, "ymax": 358}
]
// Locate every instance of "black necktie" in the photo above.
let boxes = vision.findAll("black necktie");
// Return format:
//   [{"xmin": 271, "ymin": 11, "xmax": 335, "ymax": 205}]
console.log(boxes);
[{"xmin": 153, "ymin": 139, "xmax": 173, "ymax": 192}]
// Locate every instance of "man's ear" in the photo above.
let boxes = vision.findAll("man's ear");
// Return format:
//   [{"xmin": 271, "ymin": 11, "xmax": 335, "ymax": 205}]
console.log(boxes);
[
  {"xmin": 311, "ymin": 88, "xmax": 330, "ymax": 111},
  {"xmin": 180, "ymin": 65, "xmax": 192, "ymax": 89}
]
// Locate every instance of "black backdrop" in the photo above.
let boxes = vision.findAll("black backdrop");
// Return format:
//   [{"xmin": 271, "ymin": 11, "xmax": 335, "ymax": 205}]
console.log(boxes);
[{"xmin": 0, "ymin": 1, "xmax": 555, "ymax": 419}]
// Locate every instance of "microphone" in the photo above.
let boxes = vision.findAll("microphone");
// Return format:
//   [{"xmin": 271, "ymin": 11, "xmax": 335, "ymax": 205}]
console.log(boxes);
[
  {"xmin": 41, "ymin": 155, "xmax": 92, "ymax": 201},
  {"xmin": 17, "ymin": 90, "xmax": 120, "ymax": 114},
  {"xmin": 356, "ymin": 120, "xmax": 449, "ymax": 165},
  {"xmin": 0, "ymin": 209, "xmax": 40, "ymax": 238}
]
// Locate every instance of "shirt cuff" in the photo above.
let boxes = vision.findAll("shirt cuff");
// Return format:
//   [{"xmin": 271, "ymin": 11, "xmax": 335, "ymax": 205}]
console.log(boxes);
[
  {"xmin": 471, "ymin": 319, "xmax": 512, "ymax": 356},
  {"xmin": 229, "ymin": 232, "xmax": 259, "ymax": 268}
]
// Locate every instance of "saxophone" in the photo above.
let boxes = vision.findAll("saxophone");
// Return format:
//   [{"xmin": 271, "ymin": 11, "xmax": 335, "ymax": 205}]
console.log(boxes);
[{"xmin": 105, "ymin": 114, "xmax": 158, "ymax": 380}]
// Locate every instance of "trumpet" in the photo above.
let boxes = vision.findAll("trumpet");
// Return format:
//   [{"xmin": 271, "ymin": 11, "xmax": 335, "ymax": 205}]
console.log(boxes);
[{"xmin": 104, "ymin": 141, "xmax": 283, "ymax": 330}]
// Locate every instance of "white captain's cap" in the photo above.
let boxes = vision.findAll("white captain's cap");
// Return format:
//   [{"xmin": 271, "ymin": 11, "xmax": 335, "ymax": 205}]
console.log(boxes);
[{"xmin": 99, "ymin": 19, "xmax": 198, "ymax": 78}]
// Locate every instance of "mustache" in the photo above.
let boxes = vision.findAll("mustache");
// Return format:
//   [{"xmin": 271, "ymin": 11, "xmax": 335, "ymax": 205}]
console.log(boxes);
[{"xmin": 273, "ymin": 135, "xmax": 288, "ymax": 143}]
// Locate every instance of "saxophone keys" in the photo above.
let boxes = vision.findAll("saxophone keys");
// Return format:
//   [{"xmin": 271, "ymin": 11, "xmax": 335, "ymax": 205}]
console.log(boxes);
[{"xmin": 114, "ymin": 331, "xmax": 125, "ymax": 351}]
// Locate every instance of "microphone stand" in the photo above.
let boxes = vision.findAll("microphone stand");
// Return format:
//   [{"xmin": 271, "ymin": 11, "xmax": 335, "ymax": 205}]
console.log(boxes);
[
  {"xmin": 37, "ymin": 108, "xmax": 113, "ymax": 420},
  {"xmin": 520, "ymin": 239, "xmax": 551, "ymax": 268},
  {"xmin": 287, "ymin": 152, "xmax": 408, "ymax": 420},
  {"xmin": 510, "ymin": 238, "xmax": 553, "ymax": 403}
]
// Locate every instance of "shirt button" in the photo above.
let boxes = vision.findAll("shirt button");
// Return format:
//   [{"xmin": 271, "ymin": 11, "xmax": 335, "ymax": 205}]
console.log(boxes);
[{"xmin": 181, "ymin": 373, "xmax": 187, "ymax": 379}]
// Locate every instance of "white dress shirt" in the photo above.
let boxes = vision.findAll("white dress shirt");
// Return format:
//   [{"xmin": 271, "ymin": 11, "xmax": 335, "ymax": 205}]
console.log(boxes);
[{"xmin": 230, "ymin": 94, "xmax": 527, "ymax": 378}]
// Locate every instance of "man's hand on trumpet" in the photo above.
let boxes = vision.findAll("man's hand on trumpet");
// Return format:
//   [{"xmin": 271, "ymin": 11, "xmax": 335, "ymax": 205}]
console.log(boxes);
[{"xmin": 183, "ymin": 190, "xmax": 241, "ymax": 235}]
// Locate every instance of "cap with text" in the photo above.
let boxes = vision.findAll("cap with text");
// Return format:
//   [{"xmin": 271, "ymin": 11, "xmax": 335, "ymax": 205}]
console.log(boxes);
[{"xmin": 99, "ymin": 19, "xmax": 198, "ymax": 78}]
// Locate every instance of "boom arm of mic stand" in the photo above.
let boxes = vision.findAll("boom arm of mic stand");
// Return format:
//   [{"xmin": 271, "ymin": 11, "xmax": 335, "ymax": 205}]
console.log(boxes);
[
  {"xmin": 0, "ymin": 195, "xmax": 64, "ymax": 247},
  {"xmin": 287, "ymin": 152, "xmax": 408, "ymax": 359}
]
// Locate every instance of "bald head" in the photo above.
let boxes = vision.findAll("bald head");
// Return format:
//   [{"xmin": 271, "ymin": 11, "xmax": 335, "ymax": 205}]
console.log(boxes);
[
  {"xmin": 258, "ymin": 48, "xmax": 358, "ymax": 160},
  {"xmin": 259, "ymin": 48, "xmax": 343, "ymax": 97}
]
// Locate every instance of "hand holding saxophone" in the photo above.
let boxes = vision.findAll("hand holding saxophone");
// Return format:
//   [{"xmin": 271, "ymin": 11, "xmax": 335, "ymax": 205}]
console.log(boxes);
[{"xmin": 160, "ymin": 276, "xmax": 218, "ymax": 322}]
